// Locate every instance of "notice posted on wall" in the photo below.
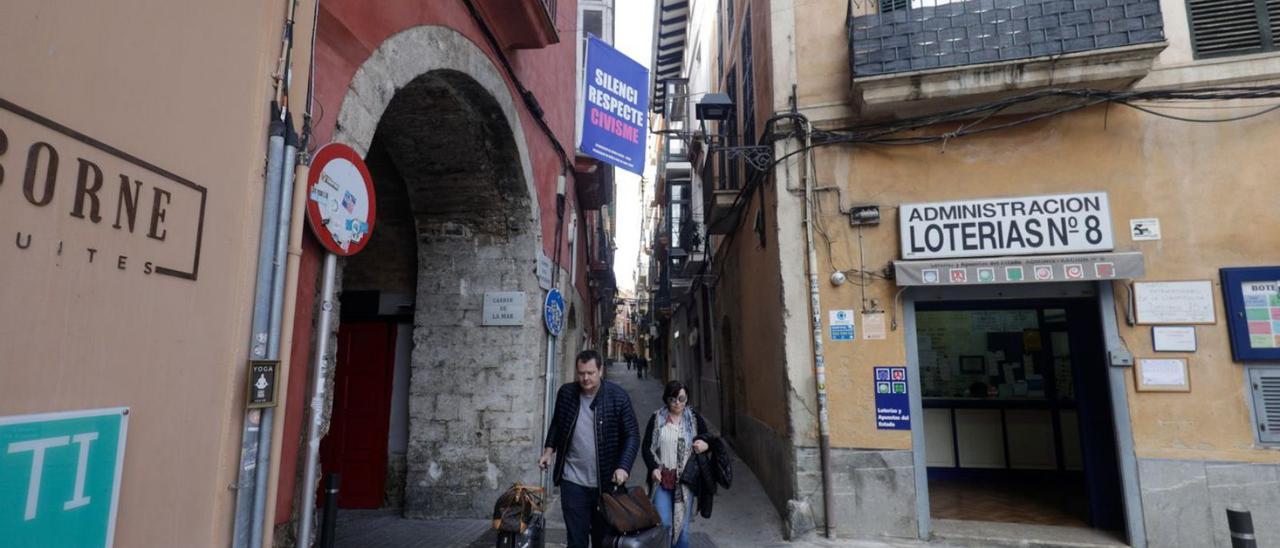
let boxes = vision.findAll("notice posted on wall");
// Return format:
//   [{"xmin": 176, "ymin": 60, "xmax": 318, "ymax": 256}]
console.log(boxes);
[
  {"xmin": 874, "ymin": 367, "xmax": 910, "ymax": 430},
  {"xmin": 1242, "ymin": 280, "xmax": 1280, "ymax": 349},
  {"xmin": 862, "ymin": 311, "xmax": 886, "ymax": 340},
  {"xmin": 830, "ymin": 309, "xmax": 855, "ymax": 341}
]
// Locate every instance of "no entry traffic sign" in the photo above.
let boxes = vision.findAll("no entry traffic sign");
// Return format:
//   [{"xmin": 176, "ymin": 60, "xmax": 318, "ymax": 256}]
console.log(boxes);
[{"xmin": 306, "ymin": 144, "xmax": 376, "ymax": 256}]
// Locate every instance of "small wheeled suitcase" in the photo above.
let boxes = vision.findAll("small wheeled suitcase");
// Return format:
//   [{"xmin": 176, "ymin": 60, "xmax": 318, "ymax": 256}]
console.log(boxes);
[
  {"xmin": 495, "ymin": 511, "xmax": 545, "ymax": 548},
  {"xmin": 602, "ymin": 525, "xmax": 668, "ymax": 548}
]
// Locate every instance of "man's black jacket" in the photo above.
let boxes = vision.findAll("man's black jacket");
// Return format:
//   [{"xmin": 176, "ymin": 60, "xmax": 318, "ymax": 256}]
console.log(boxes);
[{"xmin": 544, "ymin": 381, "xmax": 639, "ymax": 490}]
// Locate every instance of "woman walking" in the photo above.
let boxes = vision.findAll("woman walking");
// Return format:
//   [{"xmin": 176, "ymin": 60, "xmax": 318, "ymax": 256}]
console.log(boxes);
[{"xmin": 641, "ymin": 381, "xmax": 709, "ymax": 548}]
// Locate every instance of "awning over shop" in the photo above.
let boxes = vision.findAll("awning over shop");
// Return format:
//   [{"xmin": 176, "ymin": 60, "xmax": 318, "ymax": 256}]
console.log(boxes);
[{"xmin": 894, "ymin": 252, "xmax": 1144, "ymax": 287}]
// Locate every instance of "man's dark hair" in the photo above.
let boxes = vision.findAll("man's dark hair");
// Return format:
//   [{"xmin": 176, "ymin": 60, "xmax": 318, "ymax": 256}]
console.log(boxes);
[
  {"xmin": 663, "ymin": 381, "xmax": 687, "ymax": 404},
  {"xmin": 576, "ymin": 350, "xmax": 602, "ymax": 370}
]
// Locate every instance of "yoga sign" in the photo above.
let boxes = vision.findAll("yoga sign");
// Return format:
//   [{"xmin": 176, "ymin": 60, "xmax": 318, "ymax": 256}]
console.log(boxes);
[{"xmin": 580, "ymin": 36, "xmax": 649, "ymax": 175}]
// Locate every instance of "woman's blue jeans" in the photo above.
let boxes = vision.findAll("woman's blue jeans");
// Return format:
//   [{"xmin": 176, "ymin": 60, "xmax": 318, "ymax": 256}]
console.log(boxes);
[{"xmin": 654, "ymin": 485, "xmax": 694, "ymax": 548}]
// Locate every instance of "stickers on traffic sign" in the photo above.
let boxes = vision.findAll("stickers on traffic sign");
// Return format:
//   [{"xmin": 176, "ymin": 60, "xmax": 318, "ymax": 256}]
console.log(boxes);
[
  {"xmin": 1006, "ymin": 266, "xmax": 1025, "ymax": 282},
  {"xmin": 977, "ymin": 268, "xmax": 996, "ymax": 283},
  {"xmin": 1096, "ymin": 262, "xmax": 1116, "ymax": 278},
  {"xmin": 1064, "ymin": 264, "xmax": 1085, "ymax": 279},
  {"xmin": 950, "ymin": 268, "xmax": 967, "ymax": 283},
  {"xmin": 922, "ymin": 269, "xmax": 940, "ymax": 284},
  {"xmin": 1034, "ymin": 265, "xmax": 1054, "ymax": 281}
]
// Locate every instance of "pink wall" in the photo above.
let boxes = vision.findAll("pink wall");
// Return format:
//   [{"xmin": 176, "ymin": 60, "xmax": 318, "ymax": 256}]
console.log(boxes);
[{"xmin": 279, "ymin": 0, "xmax": 585, "ymax": 522}]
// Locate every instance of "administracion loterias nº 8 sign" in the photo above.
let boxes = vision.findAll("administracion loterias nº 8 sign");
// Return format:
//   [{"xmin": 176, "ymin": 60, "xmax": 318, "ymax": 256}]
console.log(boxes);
[
  {"xmin": 899, "ymin": 192, "xmax": 1114, "ymax": 260},
  {"xmin": 580, "ymin": 35, "xmax": 649, "ymax": 175}
]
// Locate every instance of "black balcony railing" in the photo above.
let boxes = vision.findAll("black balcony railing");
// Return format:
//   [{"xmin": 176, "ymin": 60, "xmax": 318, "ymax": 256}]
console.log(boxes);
[{"xmin": 849, "ymin": 0, "xmax": 1165, "ymax": 76}]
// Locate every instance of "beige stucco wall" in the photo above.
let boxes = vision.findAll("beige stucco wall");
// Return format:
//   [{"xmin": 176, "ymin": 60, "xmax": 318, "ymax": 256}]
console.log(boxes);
[
  {"xmin": 0, "ymin": 1, "xmax": 310, "ymax": 545},
  {"xmin": 809, "ymin": 103, "xmax": 1280, "ymax": 463}
]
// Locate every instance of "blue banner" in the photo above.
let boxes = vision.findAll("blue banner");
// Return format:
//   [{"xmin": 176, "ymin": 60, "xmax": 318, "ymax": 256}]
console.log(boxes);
[
  {"xmin": 874, "ymin": 367, "xmax": 911, "ymax": 430},
  {"xmin": 580, "ymin": 35, "xmax": 649, "ymax": 175}
]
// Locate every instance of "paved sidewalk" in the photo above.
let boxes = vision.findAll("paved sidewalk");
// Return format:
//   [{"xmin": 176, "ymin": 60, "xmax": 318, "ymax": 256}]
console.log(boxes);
[{"xmin": 333, "ymin": 361, "xmax": 956, "ymax": 548}]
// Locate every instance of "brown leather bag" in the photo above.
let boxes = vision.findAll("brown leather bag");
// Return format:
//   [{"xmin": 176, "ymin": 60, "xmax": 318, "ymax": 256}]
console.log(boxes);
[
  {"xmin": 492, "ymin": 483, "xmax": 544, "ymax": 533},
  {"xmin": 600, "ymin": 485, "xmax": 662, "ymax": 533}
]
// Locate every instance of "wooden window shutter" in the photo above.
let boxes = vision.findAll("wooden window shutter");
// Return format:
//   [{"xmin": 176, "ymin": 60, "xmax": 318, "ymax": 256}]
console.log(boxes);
[
  {"xmin": 1248, "ymin": 367, "xmax": 1280, "ymax": 444},
  {"xmin": 1187, "ymin": 0, "xmax": 1272, "ymax": 58}
]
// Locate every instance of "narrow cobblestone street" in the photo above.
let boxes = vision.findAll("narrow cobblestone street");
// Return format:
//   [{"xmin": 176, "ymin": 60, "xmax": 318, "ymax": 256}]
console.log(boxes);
[{"xmin": 333, "ymin": 362, "xmax": 952, "ymax": 548}]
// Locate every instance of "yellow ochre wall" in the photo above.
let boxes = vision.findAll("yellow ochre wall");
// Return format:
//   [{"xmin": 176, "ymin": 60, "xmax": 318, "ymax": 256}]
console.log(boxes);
[{"xmin": 809, "ymin": 104, "xmax": 1280, "ymax": 464}]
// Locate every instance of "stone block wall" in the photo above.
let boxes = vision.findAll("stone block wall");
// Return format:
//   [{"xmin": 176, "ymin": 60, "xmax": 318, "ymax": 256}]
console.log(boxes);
[
  {"xmin": 795, "ymin": 447, "xmax": 918, "ymax": 540},
  {"xmin": 1139, "ymin": 459, "xmax": 1280, "ymax": 547},
  {"xmin": 849, "ymin": 0, "xmax": 1165, "ymax": 76},
  {"xmin": 403, "ymin": 225, "xmax": 547, "ymax": 519}
]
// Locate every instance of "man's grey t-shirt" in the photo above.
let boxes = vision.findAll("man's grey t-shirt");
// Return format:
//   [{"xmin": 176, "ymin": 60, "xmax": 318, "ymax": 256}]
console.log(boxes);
[{"xmin": 562, "ymin": 392, "xmax": 599, "ymax": 488}]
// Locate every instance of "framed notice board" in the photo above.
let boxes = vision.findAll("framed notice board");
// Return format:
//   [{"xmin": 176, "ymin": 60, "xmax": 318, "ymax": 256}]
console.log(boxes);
[{"xmin": 1221, "ymin": 267, "xmax": 1280, "ymax": 361}]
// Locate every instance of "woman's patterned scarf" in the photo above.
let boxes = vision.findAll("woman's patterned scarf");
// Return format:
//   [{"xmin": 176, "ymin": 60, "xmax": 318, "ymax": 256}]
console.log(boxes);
[{"xmin": 647, "ymin": 406, "xmax": 696, "ymax": 542}]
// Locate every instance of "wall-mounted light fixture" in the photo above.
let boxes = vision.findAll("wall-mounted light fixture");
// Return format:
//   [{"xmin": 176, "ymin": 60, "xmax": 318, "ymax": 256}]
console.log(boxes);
[{"xmin": 695, "ymin": 93, "xmax": 734, "ymax": 122}]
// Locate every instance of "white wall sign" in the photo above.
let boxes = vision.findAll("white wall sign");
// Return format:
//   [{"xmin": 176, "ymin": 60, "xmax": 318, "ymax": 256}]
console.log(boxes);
[
  {"xmin": 829, "ymin": 310, "xmax": 855, "ymax": 341},
  {"xmin": 1129, "ymin": 218, "xmax": 1161, "ymax": 241},
  {"xmin": 482, "ymin": 292, "xmax": 527, "ymax": 326},
  {"xmin": 862, "ymin": 311, "xmax": 887, "ymax": 340},
  {"xmin": 899, "ymin": 192, "xmax": 1114, "ymax": 260},
  {"xmin": 1152, "ymin": 326, "xmax": 1197, "ymax": 352},
  {"xmin": 1136, "ymin": 358, "xmax": 1190, "ymax": 392},
  {"xmin": 1134, "ymin": 281, "xmax": 1217, "ymax": 325},
  {"xmin": 537, "ymin": 253, "xmax": 554, "ymax": 291}
]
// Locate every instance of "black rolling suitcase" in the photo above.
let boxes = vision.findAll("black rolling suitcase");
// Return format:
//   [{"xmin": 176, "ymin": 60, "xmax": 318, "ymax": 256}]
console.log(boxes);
[
  {"xmin": 602, "ymin": 525, "xmax": 668, "ymax": 548},
  {"xmin": 495, "ymin": 512, "xmax": 544, "ymax": 548}
]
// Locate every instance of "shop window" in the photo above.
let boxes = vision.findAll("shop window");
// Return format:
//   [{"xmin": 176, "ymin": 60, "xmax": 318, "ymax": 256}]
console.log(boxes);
[
  {"xmin": 917, "ymin": 309, "xmax": 1072, "ymax": 401},
  {"xmin": 1247, "ymin": 366, "xmax": 1280, "ymax": 444}
]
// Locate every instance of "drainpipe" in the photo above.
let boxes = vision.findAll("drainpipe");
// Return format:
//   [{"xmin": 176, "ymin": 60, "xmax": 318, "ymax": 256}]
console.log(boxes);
[
  {"xmin": 541, "ymin": 175, "xmax": 569, "ymax": 492},
  {"xmin": 232, "ymin": 108, "xmax": 288, "ymax": 548},
  {"xmin": 260, "ymin": 156, "xmax": 310, "ymax": 547},
  {"xmin": 799, "ymin": 121, "xmax": 835, "ymax": 538},
  {"xmin": 297, "ymin": 252, "xmax": 338, "ymax": 548},
  {"xmin": 252, "ymin": 120, "xmax": 299, "ymax": 545}
]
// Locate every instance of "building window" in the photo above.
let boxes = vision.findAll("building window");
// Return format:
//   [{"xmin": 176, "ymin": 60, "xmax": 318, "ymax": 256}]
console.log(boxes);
[
  {"xmin": 722, "ymin": 70, "xmax": 739, "ymax": 191},
  {"xmin": 740, "ymin": 9, "xmax": 755, "ymax": 156},
  {"xmin": 1188, "ymin": 0, "xmax": 1279, "ymax": 58}
]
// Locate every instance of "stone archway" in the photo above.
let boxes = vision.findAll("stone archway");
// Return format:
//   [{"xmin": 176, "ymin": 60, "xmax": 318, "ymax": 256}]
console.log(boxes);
[{"xmin": 330, "ymin": 26, "xmax": 547, "ymax": 519}]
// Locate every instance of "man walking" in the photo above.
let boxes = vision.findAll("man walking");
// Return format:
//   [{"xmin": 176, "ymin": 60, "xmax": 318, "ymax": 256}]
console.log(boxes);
[{"xmin": 540, "ymin": 350, "xmax": 640, "ymax": 548}]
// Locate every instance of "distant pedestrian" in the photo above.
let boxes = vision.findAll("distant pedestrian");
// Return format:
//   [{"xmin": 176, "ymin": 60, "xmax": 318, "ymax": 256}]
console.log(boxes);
[
  {"xmin": 636, "ymin": 356, "xmax": 646, "ymax": 379},
  {"xmin": 539, "ymin": 350, "xmax": 640, "ymax": 548},
  {"xmin": 641, "ymin": 381, "xmax": 716, "ymax": 548},
  {"xmin": 625, "ymin": 352, "xmax": 634, "ymax": 371}
]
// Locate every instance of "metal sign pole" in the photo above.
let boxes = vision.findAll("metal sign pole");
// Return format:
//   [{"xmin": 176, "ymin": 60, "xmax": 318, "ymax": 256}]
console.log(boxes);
[{"xmin": 297, "ymin": 252, "xmax": 338, "ymax": 548}]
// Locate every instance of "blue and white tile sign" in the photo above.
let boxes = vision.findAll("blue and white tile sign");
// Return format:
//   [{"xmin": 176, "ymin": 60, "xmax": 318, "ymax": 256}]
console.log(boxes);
[
  {"xmin": 1, "ymin": 408, "xmax": 129, "ymax": 547},
  {"xmin": 874, "ymin": 367, "xmax": 911, "ymax": 430},
  {"xmin": 580, "ymin": 35, "xmax": 649, "ymax": 175},
  {"xmin": 829, "ymin": 309, "xmax": 855, "ymax": 341}
]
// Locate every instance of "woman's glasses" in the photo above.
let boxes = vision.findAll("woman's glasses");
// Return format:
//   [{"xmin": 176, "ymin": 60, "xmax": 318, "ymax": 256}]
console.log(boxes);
[{"xmin": 665, "ymin": 395, "xmax": 688, "ymax": 404}]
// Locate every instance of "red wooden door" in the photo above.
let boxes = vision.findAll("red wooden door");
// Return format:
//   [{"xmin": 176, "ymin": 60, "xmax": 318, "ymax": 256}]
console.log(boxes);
[{"xmin": 319, "ymin": 321, "xmax": 397, "ymax": 509}]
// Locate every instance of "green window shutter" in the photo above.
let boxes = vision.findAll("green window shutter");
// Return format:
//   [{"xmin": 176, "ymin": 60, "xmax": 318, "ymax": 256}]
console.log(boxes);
[
  {"xmin": 1187, "ymin": 0, "xmax": 1268, "ymax": 58},
  {"xmin": 1248, "ymin": 367, "xmax": 1280, "ymax": 444}
]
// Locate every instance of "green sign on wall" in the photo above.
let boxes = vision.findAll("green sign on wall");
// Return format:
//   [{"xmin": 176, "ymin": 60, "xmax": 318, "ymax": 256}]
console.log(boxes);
[{"xmin": 1, "ymin": 408, "xmax": 129, "ymax": 548}]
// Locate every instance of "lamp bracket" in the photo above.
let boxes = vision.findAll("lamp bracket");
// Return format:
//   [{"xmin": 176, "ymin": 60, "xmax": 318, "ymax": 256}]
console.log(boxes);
[{"xmin": 712, "ymin": 145, "xmax": 773, "ymax": 171}]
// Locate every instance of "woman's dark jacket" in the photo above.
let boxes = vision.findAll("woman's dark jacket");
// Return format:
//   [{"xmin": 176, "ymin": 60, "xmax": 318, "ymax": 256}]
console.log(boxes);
[
  {"xmin": 543, "ymin": 381, "xmax": 640, "ymax": 491},
  {"xmin": 641, "ymin": 409, "xmax": 733, "ymax": 518}
]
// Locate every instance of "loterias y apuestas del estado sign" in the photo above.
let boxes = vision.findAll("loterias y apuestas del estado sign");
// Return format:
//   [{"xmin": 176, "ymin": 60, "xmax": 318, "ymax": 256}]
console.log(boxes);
[
  {"xmin": 579, "ymin": 35, "xmax": 649, "ymax": 175},
  {"xmin": 899, "ymin": 192, "xmax": 1114, "ymax": 260}
]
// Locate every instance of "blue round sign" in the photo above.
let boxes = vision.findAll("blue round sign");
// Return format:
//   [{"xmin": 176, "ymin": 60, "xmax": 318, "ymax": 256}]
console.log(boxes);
[{"xmin": 544, "ymin": 288, "xmax": 565, "ymax": 336}]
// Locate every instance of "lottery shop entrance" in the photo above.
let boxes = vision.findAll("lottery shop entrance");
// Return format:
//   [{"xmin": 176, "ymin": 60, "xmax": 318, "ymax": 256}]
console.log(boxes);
[{"xmin": 911, "ymin": 291, "xmax": 1127, "ymax": 542}]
